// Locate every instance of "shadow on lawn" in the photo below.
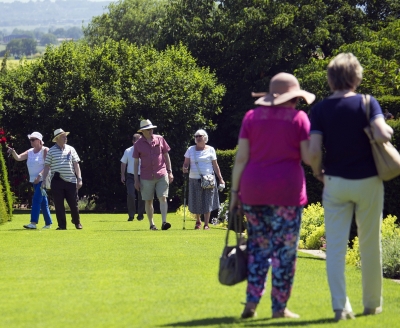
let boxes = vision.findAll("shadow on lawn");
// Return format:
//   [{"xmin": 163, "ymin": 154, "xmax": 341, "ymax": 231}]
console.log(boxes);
[{"xmin": 162, "ymin": 316, "xmax": 335, "ymax": 327}]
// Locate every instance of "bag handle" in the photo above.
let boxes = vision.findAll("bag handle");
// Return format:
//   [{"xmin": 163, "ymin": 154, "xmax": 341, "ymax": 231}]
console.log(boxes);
[
  {"xmin": 363, "ymin": 94, "xmax": 371, "ymax": 122},
  {"xmin": 224, "ymin": 210, "xmax": 244, "ymax": 248}
]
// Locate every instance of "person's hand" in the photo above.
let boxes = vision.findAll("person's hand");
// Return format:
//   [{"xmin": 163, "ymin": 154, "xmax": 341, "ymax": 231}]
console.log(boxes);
[
  {"xmin": 33, "ymin": 175, "xmax": 41, "ymax": 185},
  {"xmin": 168, "ymin": 172, "xmax": 174, "ymax": 183},
  {"xmin": 77, "ymin": 180, "xmax": 83, "ymax": 190},
  {"xmin": 219, "ymin": 178, "xmax": 225, "ymax": 185},
  {"xmin": 7, "ymin": 147, "xmax": 14, "ymax": 157},
  {"xmin": 134, "ymin": 180, "xmax": 140, "ymax": 191},
  {"xmin": 121, "ymin": 174, "xmax": 125, "ymax": 184},
  {"xmin": 182, "ymin": 166, "xmax": 189, "ymax": 174}
]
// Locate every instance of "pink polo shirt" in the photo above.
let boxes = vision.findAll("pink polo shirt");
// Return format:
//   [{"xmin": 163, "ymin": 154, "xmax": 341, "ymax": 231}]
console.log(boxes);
[
  {"xmin": 239, "ymin": 106, "xmax": 310, "ymax": 206},
  {"xmin": 132, "ymin": 134, "xmax": 171, "ymax": 180}
]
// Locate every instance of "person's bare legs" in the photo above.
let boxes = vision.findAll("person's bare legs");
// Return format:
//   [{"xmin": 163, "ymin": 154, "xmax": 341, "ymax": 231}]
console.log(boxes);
[
  {"xmin": 145, "ymin": 200, "xmax": 155, "ymax": 226},
  {"xmin": 204, "ymin": 212, "xmax": 211, "ymax": 226},
  {"xmin": 159, "ymin": 196, "xmax": 168, "ymax": 223}
]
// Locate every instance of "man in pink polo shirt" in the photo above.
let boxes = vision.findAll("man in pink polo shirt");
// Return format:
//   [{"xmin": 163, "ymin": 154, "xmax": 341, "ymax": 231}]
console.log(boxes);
[{"xmin": 133, "ymin": 119, "xmax": 174, "ymax": 230}]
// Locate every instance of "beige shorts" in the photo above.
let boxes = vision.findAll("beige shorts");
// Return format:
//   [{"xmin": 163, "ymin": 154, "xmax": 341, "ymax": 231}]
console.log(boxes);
[{"xmin": 140, "ymin": 175, "xmax": 169, "ymax": 200}]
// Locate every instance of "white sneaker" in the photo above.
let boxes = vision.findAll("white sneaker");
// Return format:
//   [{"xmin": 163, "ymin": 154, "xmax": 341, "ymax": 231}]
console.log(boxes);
[
  {"xmin": 42, "ymin": 225, "xmax": 51, "ymax": 229},
  {"xmin": 23, "ymin": 223, "xmax": 37, "ymax": 229}
]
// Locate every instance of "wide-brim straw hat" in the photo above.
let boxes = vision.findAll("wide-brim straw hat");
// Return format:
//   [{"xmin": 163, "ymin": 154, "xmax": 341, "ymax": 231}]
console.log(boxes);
[
  {"xmin": 138, "ymin": 119, "xmax": 157, "ymax": 132},
  {"xmin": 52, "ymin": 128, "xmax": 70, "ymax": 142},
  {"xmin": 253, "ymin": 73, "xmax": 315, "ymax": 106}
]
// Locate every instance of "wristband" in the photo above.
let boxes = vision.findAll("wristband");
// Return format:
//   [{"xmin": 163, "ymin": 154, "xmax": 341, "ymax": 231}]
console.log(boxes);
[
  {"xmin": 167, "ymin": 169, "xmax": 172, "ymax": 173},
  {"xmin": 231, "ymin": 189, "xmax": 238, "ymax": 193}
]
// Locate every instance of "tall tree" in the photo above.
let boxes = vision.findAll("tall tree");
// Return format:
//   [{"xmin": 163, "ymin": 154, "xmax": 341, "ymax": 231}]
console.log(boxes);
[
  {"xmin": 0, "ymin": 40, "xmax": 225, "ymax": 209},
  {"xmin": 155, "ymin": 0, "xmax": 372, "ymax": 148},
  {"xmin": 83, "ymin": 0, "xmax": 167, "ymax": 47}
]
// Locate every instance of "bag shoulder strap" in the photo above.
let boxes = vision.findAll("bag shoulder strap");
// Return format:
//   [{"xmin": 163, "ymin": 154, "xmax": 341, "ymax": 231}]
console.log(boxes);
[
  {"xmin": 224, "ymin": 211, "xmax": 243, "ymax": 247},
  {"xmin": 193, "ymin": 146, "xmax": 204, "ymax": 177},
  {"xmin": 363, "ymin": 94, "xmax": 371, "ymax": 122}
]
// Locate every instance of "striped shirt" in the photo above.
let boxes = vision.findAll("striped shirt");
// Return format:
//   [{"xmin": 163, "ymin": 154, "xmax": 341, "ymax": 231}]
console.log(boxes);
[{"xmin": 45, "ymin": 144, "xmax": 80, "ymax": 183}]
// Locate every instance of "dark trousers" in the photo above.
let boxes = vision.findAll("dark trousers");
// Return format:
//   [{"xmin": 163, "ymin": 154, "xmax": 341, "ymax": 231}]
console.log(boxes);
[
  {"xmin": 126, "ymin": 174, "xmax": 145, "ymax": 219},
  {"xmin": 51, "ymin": 178, "xmax": 80, "ymax": 229}
]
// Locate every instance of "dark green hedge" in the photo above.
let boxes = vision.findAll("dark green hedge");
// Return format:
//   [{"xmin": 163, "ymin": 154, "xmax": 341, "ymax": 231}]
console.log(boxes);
[
  {"xmin": 216, "ymin": 147, "xmax": 236, "ymax": 203},
  {"xmin": 376, "ymin": 96, "xmax": 400, "ymax": 119}
]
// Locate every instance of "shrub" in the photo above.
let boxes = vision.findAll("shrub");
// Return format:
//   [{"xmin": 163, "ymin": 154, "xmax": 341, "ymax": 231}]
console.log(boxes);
[
  {"xmin": 346, "ymin": 215, "xmax": 400, "ymax": 279},
  {"xmin": 300, "ymin": 202, "xmax": 324, "ymax": 249},
  {"xmin": 0, "ymin": 142, "xmax": 13, "ymax": 223},
  {"xmin": 382, "ymin": 235, "xmax": 400, "ymax": 279},
  {"xmin": 305, "ymin": 224, "xmax": 326, "ymax": 250},
  {"xmin": 175, "ymin": 204, "xmax": 195, "ymax": 220}
]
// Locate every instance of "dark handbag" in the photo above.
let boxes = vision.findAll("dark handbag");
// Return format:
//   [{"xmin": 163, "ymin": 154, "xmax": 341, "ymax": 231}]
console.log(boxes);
[
  {"xmin": 218, "ymin": 211, "xmax": 248, "ymax": 286},
  {"xmin": 228, "ymin": 211, "xmax": 246, "ymax": 232},
  {"xmin": 363, "ymin": 94, "xmax": 400, "ymax": 181}
]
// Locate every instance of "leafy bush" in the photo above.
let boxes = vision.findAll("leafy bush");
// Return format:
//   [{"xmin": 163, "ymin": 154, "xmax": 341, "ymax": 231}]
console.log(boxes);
[
  {"xmin": 175, "ymin": 205, "xmax": 195, "ymax": 220},
  {"xmin": 346, "ymin": 236, "xmax": 361, "ymax": 267},
  {"xmin": 346, "ymin": 215, "xmax": 400, "ymax": 278},
  {"xmin": 305, "ymin": 224, "xmax": 326, "ymax": 250},
  {"xmin": 300, "ymin": 202, "xmax": 325, "ymax": 249},
  {"xmin": 382, "ymin": 235, "xmax": 400, "ymax": 279},
  {"xmin": 0, "ymin": 142, "xmax": 13, "ymax": 223}
]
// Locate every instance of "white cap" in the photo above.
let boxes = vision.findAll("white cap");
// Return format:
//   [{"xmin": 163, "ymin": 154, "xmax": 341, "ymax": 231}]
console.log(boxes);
[{"xmin": 27, "ymin": 132, "xmax": 43, "ymax": 142}]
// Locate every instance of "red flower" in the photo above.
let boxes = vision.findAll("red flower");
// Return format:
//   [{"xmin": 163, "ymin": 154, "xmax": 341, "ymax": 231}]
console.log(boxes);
[
  {"xmin": 0, "ymin": 128, "xmax": 4, "ymax": 135},
  {"xmin": 0, "ymin": 137, "xmax": 7, "ymax": 143}
]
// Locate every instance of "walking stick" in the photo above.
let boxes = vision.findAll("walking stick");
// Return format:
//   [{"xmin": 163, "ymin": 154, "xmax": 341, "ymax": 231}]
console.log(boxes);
[{"xmin": 183, "ymin": 173, "xmax": 188, "ymax": 230}]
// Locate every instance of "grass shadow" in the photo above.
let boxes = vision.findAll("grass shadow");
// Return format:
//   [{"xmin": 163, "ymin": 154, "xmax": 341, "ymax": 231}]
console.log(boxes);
[
  {"xmin": 161, "ymin": 316, "xmax": 335, "ymax": 327},
  {"xmin": 297, "ymin": 255, "xmax": 325, "ymax": 261}
]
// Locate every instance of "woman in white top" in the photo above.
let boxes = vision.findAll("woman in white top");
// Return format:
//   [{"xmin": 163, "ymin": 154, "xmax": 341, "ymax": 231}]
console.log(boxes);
[
  {"xmin": 7, "ymin": 132, "xmax": 53, "ymax": 229},
  {"xmin": 182, "ymin": 129, "xmax": 225, "ymax": 229}
]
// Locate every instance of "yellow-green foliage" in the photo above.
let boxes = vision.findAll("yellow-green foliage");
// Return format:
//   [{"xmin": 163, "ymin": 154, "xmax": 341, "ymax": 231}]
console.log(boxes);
[
  {"xmin": 300, "ymin": 202, "xmax": 324, "ymax": 248},
  {"xmin": 175, "ymin": 205, "xmax": 195, "ymax": 220},
  {"xmin": 346, "ymin": 215, "xmax": 400, "ymax": 267},
  {"xmin": 346, "ymin": 236, "xmax": 361, "ymax": 267},
  {"xmin": 305, "ymin": 224, "xmax": 325, "ymax": 250},
  {"xmin": 381, "ymin": 215, "xmax": 400, "ymax": 239}
]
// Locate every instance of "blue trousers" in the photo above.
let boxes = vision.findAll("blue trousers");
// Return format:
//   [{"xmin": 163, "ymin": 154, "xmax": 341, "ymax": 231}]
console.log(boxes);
[{"xmin": 31, "ymin": 182, "xmax": 52, "ymax": 225}]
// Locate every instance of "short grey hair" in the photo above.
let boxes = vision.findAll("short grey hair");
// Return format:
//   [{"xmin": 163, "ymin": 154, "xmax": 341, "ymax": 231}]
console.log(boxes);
[
  {"xmin": 327, "ymin": 53, "xmax": 363, "ymax": 91},
  {"xmin": 194, "ymin": 129, "xmax": 208, "ymax": 143}
]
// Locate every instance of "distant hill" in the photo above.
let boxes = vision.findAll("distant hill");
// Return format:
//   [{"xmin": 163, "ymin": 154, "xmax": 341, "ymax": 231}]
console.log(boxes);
[{"xmin": 0, "ymin": 0, "xmax": 112, "ymax": 29}]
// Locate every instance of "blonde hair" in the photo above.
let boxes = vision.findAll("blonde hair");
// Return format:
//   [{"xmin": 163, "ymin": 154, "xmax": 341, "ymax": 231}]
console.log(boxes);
[{"xmin": 327, "ymin": 53, "xmax": 363, "ymax": 91}]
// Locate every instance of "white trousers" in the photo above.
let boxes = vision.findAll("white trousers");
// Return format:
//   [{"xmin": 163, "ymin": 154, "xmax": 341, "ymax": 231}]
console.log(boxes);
[{"xmin": 323, "ymin": 175, "xmax": 383, "ymax": 311}]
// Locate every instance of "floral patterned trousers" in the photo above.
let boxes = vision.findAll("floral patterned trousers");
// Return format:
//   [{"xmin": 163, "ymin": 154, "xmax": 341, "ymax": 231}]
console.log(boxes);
[{"xmin": 243, "ymin": 204, "xmax": 303, "ymax": 313}]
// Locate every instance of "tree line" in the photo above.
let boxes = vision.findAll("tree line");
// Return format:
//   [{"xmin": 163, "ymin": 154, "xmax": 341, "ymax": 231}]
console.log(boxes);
[{"xmin": 0, "ymin": 0, "xmax": 399, "ymax": 212}]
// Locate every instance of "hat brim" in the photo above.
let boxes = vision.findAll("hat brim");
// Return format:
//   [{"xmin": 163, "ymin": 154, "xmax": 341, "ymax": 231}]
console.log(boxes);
[
  {"xmin": 254, "ymin": 90, "xmax": 315, "ymax": 106},
  {"xmin": 52, "ymin": 131, "xmax": 70, "ymax": 142},
  {"xmin": 138, "ymin": 125, "xmax": 157, "ymax": 132}
]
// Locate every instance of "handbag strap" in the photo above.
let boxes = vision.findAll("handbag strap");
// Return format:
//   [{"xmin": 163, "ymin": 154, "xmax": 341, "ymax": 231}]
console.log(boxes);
[
  {"xmin": 193, "ymin": 146, "xmax": 204, "ymax": 177},
  {"xmin": 363, "ymin": 94, "xmax": 371, "ymax": 122},
  {"xmin": 224, "ymin": 210, "xmax": 243, "ymax": 247}
]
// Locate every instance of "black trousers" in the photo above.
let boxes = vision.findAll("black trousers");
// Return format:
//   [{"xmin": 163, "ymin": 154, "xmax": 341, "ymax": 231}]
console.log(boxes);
[{"xmin": 51, "ymin": 178, "xmax": 80, "ymax": 229}]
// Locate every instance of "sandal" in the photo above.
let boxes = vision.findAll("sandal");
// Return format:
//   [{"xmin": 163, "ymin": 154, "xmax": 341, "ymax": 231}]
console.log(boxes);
[
  {"xmin": 150, "ymin": 225, "xmax": 158, "ymax": 230},
  {"xmin": 195, "ymin": 222, "xmax": 202, "ymax": 230},
  {"xmin": 203, "ymin": 225, "xmax": 210, "ymax": 230}
]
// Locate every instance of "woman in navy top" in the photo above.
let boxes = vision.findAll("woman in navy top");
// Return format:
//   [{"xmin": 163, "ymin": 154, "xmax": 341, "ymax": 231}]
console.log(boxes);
[{"xmin": 309, "ymin": 53, "xmax": 393, "ymax": 321}]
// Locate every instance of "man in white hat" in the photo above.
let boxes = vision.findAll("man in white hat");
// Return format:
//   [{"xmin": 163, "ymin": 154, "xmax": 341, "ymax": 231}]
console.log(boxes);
[
  {"xmin": 133, "ymin": 120, "xmax": 174, "ymax": 230},
  {"xmin": 41, "ymin": 128, "xmax": 83, "ymax": 230}
]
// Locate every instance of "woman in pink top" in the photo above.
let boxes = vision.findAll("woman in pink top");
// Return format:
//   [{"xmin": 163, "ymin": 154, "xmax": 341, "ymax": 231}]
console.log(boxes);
[{"xmin": 230, "ymin": 73, "xmax": 315, "ymax": 319}]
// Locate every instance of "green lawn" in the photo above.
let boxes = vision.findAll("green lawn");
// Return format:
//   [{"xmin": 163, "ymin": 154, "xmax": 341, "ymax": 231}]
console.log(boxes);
[{"xmin": 0, "ymin": 213, "xmax": 399, "ymax": 327}]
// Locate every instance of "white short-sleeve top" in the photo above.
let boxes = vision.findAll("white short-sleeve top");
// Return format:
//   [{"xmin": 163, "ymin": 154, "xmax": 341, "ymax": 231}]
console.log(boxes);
[{"xmin": 184, "ymin": 145, "xmax": 217, "ymax": 179}]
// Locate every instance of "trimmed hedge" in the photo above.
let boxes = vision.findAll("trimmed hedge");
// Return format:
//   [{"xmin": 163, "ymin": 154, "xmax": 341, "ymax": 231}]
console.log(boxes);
[
  {"xmin": 216, "ymin": 147, "xmax": 236, "ymax": 203},
  {"xmin": 376, "ymin": 96, "xmax": 400, "ymax": 119}
]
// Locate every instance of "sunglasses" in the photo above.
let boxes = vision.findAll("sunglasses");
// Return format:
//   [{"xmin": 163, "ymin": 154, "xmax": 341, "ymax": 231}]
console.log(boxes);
[
  {"xmin": 29, "ymin": 138, "xmax": 38, "ymax": 142},
  {"xmin": 195, "ymin": 135, "xmax": 204, "ymax": 138}
]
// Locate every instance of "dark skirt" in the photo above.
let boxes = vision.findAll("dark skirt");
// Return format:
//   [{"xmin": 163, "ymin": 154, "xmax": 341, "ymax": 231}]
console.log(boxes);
[{"xmin": 188, "ymin": 178, "xmax": 220, "ymax": 214}]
